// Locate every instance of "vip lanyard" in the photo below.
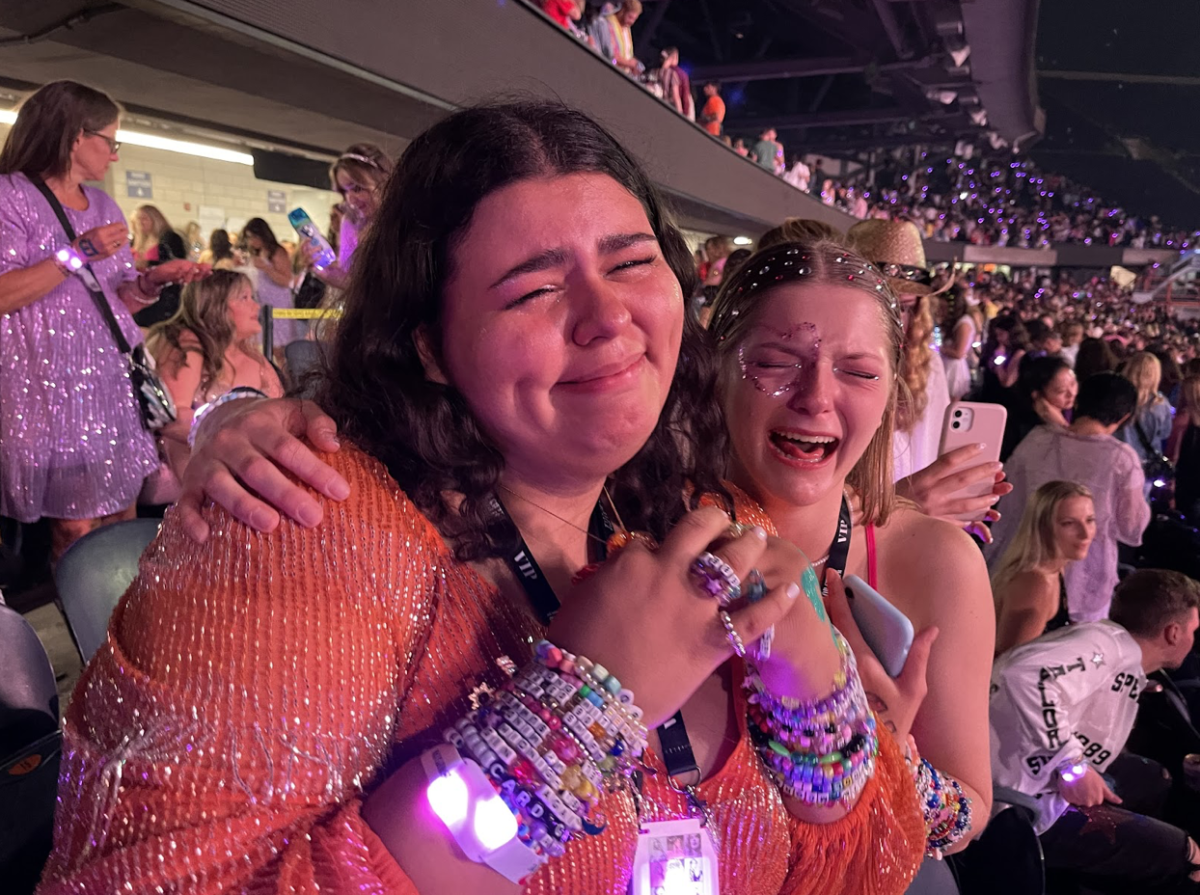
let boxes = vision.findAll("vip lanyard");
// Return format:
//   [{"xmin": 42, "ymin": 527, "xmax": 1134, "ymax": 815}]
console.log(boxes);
[{"xmin": 824, "ymin": 496, "xmax": 854, "ymax": 586}]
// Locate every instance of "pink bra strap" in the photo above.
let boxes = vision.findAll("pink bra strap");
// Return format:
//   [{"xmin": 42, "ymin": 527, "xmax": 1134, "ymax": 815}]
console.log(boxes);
[{"xmin": 865, "ymin": 524, "xmax": 878, "ymax": 590}]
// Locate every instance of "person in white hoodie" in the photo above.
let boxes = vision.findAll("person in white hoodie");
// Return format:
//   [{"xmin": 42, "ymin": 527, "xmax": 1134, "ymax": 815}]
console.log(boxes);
[{"xmin": 990, "ymin": 569, "xmax": 1200, "ymax": 892}]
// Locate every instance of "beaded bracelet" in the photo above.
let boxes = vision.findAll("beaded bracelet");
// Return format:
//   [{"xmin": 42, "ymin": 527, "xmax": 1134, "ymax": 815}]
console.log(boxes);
[
  {"xmin": 744, "ymin": 631, "xmax": 879, "ymax": 806},
  {"xmin": 439, "ymin": 641, "xmax": 646, "ymax": 866},
  {"xmin": 913, "ymin": 757, "xmax": 973, "ymax": 857}
]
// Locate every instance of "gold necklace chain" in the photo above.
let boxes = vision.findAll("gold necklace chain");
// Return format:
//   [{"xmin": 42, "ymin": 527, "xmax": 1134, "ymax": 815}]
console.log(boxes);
[{"xmin": 496, "ymin": 483, "xmax": 611, "ymax": 546}]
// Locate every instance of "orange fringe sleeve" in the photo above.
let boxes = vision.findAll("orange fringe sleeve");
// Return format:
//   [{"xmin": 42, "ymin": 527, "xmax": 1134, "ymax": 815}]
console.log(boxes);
[
  {"xmin": 780, "ymin": 732, "xmax": 925, "ymax": 895},
  {"xmin": 38, "ymin": 447, "xmax": 434, "ymax": 895}
]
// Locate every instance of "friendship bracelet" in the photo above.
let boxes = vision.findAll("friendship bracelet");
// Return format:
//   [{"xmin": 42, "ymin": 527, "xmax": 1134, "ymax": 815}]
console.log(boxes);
[
  {"xmin": 431, "ymin": 642, "xmax": 646, "ymax": 878},
  {"xmin": 914, "ymin": 758, "xmax": 973, "ymax": 857},
  {"xmin": 744, "ymin": 632, "xmax": 878, "ymax": 806}
]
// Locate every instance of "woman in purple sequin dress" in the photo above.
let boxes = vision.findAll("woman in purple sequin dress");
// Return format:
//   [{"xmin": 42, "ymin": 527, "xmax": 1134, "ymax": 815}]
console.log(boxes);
[{"xmin": 0, "ymin": 80, "xmax": 206, "ymax": 557}]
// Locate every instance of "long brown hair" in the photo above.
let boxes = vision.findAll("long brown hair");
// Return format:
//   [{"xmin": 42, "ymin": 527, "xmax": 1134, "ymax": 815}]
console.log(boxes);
[
  {"xmin": 132, "ymin": 204, "xmax": 173, "ymax": 256},
  {"xmin": 0, "ymin": 80, "xmax": 120, "ymax": 179},
  {"xmin": 1179, "ymin": 375, "xmax": 1200, "ymax": 427},
  {"xmin": 147, "ymin": 270, "xmax": 257, "ymax": 397},
  {"xmin": 331, "ymin": 144, "xmax": 393, "ymax": 192},
  {"xmin": 707, "ymin": 225, "xmax": 905, "ymax": 526},
  {"xmin": 316, "ymin": 101, "xmax": 727, "ymax": 561}
]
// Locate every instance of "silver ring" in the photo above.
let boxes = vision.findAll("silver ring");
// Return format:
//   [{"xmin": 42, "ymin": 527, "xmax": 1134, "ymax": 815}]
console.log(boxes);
[{"xmin": 719, "ymin": 610, "xmax": 746, "ymax": 658}]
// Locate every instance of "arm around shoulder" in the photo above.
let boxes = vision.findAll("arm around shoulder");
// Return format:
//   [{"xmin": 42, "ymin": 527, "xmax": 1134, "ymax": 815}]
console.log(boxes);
[{"xmin": 39, "ymin": 447, "xmax": 440, "ymax": 894}]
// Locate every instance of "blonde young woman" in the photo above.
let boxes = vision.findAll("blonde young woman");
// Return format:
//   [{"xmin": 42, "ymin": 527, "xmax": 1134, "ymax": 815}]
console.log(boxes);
[
  {"xmin": 132, "ymin": 203, "xmax": 190, "ymax": 325},
  {"xmin": 131, "ymin": 204, "xmax": 185, "ymax": 269},
  {"xmin": 146, "ymin": 269, "xmax": 284, "ymax": 483},
  {"xmin": 1116, "ymin": 351, "xmax": 1173, "ymax": 467},
  {"xmin": 991, "ymin": 481, "xmax": 1096, "ymax": 655},
  {"xmin": 763, "ymin": 219, "xmax": 1010, "ymax": 540}
]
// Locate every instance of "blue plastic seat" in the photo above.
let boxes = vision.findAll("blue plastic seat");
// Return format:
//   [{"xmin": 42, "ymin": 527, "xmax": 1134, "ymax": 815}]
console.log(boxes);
[{"xmin": 54, "ymin": 518, "xmax": 160, "ymax": 661}]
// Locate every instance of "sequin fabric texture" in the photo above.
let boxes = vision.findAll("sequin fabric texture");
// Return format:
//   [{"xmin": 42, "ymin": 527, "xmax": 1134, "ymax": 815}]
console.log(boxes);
[
  {"xmin": 39, "ymin": 447, "xmax": 924, "ymax": 894},
  {"xmin": 0, "ymin": 173, "xmax": 158, "ymax": 521}
]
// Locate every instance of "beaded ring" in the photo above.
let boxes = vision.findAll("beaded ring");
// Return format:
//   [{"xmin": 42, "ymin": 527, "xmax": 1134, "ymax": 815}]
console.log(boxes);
[
  {"xmin": 692, "ymin": 552, "xmax": 742, "ymax": 604},
  {"xmin": 718, "ymin": 609, "xmax": 747, "ymax": 657}
]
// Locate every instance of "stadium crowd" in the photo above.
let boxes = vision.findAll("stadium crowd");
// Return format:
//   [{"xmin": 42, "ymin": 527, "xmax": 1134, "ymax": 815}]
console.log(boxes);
[{"xmin": 4, "ymin": 64, "xmax": 1200, "ymax": 895}]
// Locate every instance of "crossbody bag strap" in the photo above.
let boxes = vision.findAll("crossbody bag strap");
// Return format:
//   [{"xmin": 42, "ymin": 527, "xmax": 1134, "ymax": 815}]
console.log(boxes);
[
  {"xmin": 29, "ymin": 175, "xmax": 133, "ymax": 356},
  {"xmin": 1132, "ymin": 414, "xmax": 1155, "ymax": 455}
]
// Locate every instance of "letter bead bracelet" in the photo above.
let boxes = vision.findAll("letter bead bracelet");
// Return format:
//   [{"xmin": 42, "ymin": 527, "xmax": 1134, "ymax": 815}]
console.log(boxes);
[{"xmin": 424, "ymin": 641, "xmax": 647, "ymax": 883}]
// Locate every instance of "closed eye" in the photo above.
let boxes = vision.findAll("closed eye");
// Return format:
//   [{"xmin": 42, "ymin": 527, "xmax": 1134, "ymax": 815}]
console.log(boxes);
[
  {"xmin": 838, "ymin": 368, "xmax": 882, "ymax": 381},
  {"xmin": 611, "ymin": 256, "xmax": 656, "ymax": 273},
  {"xmin": 505, "ymin": 285, "xmax": 557, "ymax": 309}
]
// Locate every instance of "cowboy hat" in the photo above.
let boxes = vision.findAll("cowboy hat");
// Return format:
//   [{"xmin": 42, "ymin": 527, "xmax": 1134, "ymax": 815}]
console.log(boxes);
[{"xmin": 847, "ymin": 219, "xmax": 954, "ymax": 297}]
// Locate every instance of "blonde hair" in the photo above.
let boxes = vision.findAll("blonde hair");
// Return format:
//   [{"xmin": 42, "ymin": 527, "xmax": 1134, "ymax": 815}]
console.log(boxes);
[
  {"xmin": 991, "ymin": 480, "xmax": 1093, "ymax": 596},
  {"xmin": 1180, "ymin": 375, "xmax": 1200, "ymax": 427},
  {"xmin": 757, "ymin": 217, "xmax": 840, "ymax": 251},
  {"xmin": 1121, "ymin": 351, "xmax": 1162, "ymax": 409},
  {"xmin": 132, "ymin": 204, "xmax": 173, "ymax": 256},
  {"xmin": 709, "ymin": 225, "xmax": 904, "ymax": 526},
  {"xmin": 895, "ymin": 295, "xmax": 933, "ymax": 432}
]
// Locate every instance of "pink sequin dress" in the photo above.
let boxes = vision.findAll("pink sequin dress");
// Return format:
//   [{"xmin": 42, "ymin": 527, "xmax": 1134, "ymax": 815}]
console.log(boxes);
[{"xmin": 0, "ymin": 173, "xmax": 159, "ymax": 521}]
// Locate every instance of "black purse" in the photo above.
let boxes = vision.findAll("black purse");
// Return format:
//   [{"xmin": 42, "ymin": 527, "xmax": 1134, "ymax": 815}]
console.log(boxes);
[{"xmin": 31, "ymin": 178, "xmax": 177, "ymax": 432}]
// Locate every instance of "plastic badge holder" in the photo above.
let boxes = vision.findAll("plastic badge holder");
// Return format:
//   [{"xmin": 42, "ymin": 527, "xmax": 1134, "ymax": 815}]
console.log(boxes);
[{"xmin": 631, "ymin": 817, "xmax": 719, "ymax": 895}]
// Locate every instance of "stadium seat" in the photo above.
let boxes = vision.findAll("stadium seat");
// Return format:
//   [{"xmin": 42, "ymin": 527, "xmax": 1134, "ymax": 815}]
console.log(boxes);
[
  {"xmin": 0, "ymin": 604, "xmax": 62, "ymax": 894},
  {"xmin": 54, "ymin": 518, "xmax": 160, "ymax": 662},
  {"xmin": 949, "ymin": 786, "xmax": 1045, "ymax": 895}
]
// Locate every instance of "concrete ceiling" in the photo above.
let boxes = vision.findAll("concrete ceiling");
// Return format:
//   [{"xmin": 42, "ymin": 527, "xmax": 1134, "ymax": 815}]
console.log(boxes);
[{"xmin": 0, "ymin": 1, "xmax": 439, "ymax": 157}]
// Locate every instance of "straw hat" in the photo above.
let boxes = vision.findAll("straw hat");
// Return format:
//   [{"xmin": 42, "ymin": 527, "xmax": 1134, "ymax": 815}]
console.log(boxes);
[{"xmin": 847, "ymin": 219, "xmax": 952, "ymax": 297}]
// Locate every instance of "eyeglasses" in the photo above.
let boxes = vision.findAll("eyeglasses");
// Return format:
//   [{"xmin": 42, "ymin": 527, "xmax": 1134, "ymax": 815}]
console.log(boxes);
[{"xmin": 85, "ymin": 131, "xmax": 121, "ymax": 154}]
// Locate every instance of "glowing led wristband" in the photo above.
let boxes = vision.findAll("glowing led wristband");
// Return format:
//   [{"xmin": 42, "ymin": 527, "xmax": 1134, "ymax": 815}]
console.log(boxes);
[
  {"xmin": 54, "ymin": 245, "xmax": 86, "ymax": 277},
  {"xmin": 1058, "ymin": 760, "xmax": 1088, "ymax": 783},
  {"xmin": 421, "ymin": 744, "xmax": 546, "ymax": 884}
]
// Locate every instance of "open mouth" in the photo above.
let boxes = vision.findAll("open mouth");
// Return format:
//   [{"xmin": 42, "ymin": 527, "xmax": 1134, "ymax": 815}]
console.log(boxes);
[{"xmin": 768, "ymin": 431, "xmax": 840, "ymax": 464}]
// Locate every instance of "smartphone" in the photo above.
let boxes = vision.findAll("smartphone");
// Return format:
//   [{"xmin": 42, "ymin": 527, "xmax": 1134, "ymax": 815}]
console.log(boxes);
[
  {"xmin": 843, "ymin": 574, "xmax": 914, "ymax": 678},
  {"xmin": 287, "ymin": 208, "xmax": 336, "ymax": 269},
  {"xmin": 937, "ymin": 401, "xmax": 1008, "ymax": 522}
]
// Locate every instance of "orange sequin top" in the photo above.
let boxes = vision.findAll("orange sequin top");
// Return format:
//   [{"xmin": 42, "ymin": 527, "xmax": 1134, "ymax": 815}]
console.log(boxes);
[{"xmin": 39, "ymin": 446, "xmax": 924, "ymax": 895}]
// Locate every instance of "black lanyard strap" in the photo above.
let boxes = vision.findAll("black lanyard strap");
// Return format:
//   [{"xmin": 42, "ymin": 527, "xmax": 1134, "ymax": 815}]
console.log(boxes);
[
  {"xmin": 822, "ymin": 496, "xmax": 854, "ymax": 591},
  {"xmin": 488, "ymin": 495, "xmax": 612, "ymax": 625}
]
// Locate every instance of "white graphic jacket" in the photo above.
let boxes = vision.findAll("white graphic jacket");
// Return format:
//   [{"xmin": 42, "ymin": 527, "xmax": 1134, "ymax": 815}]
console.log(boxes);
[{"xmin": 989, "ymin": 621, "xmax": 1145, "ymax": 832}]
